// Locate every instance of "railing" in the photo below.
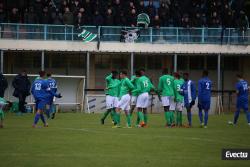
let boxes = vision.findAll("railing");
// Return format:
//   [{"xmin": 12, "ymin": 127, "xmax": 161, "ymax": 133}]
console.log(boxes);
[{"xmin": 0, "ymin": 23, "xmax": 249, "ymax": 45}]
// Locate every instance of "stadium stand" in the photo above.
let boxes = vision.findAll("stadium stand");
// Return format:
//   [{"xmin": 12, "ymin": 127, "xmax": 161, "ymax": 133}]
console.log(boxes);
[{"xmin": 0, "ymin": 0, "xmax": 249, "ymax": 29}]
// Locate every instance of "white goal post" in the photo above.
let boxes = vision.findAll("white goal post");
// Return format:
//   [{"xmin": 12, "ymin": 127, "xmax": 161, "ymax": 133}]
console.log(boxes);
[{"xmin": 3, "ymin": 74, "xmax": 86, "ymax": 112}]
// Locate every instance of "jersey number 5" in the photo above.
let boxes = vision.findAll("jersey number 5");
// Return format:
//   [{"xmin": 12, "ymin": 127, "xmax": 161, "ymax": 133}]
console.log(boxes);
[{"xmin": 166, "ymin": 78, "xmax": 171, "ymax": 85}]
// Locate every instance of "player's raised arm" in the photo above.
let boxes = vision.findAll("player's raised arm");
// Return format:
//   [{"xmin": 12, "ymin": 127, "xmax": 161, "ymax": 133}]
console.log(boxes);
[
  {"xmin": 125, "ymin": 78, "xmax": 135, "ymax": 91},
  {"xmin": 105, "ymin": 73, "xmax": 112, "ymax": 88}
]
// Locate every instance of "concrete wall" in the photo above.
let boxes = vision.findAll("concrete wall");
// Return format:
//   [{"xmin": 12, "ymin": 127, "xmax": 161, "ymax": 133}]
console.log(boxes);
[{"xmin": 1, "ymin": 39, "xmax": 250, "ymax": 54}]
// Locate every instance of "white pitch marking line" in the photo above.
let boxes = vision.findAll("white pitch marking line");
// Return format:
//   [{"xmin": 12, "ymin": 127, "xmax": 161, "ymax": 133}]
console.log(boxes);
[{"xmin": 54, "ymin": 127, "xmax": 250, "ymax": 147}]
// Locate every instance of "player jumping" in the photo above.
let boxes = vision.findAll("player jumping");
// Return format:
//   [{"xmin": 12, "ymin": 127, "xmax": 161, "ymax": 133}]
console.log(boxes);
[{"xmin": 198, "ymin": 70, "xmax": 212, "ymax": 128}]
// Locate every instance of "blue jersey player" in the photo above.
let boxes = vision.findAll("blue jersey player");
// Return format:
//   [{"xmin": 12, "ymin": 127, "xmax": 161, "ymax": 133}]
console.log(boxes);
[
  {"xmin": 198, "ymin": 70, "xmax": 212, "ymax": 128},
  {"xmin": 231, "ymin": 74, "xmax": 250, "ymax": 126},
  {"xmin": 46, "ymin": 73, "xmax": 58, "ymax": 119},
  {"xmin": 31, "ymin": 71, "xmax": 61, "ymax": 128},
  {"xmin": 181, "ymin": 73, "xmax": 196, "ymax": 127}
]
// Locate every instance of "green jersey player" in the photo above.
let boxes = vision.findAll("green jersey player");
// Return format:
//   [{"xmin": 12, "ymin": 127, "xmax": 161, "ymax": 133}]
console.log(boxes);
[
  {"xmin": 101, "ymin": 71, "xmax": 120, "ymax": 125},
  {"xmin": 173, "ymin": 72, "xmax": 185, "ymax": 127},
  {"xmin": 135, "ymin": 69, "xmax": 155, "ymax": 127},
  {"xmin": 130, "ymin": 73, "xmax": 140, "ymax": 115},
  {"xmin": 158, "ymin": 68, "xmax": 175, "ymax": 127},
  {"xmin": 114, "ymin": 71, "xmax": 134, "ymax": 128},
  {"xmin": 0, "ymin": 97, "xmax": 12, "ymax": 128}
]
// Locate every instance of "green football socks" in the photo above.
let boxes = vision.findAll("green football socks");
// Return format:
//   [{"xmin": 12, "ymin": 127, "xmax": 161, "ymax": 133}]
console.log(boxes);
[
  {"xmin": 144, "ymin": 113, "xmax": 148, "ymax": 124},
  {"xmin": 138, "ymin": 111, "xmax": 144, "ymax": 124},
  {"xmin": 164, "ymin": 111, "xmax": 171, "ymax": 126},
  {"xmin": 126, "ymin": 113, "xmax": 131, "ymax": 127},
  {"xmin": 116, "ymin": 112, "xmax": 121, "ymax": 126},
  {"xmin": 176, "ymin": 111, "xmax": 183, "ymax": 126}
]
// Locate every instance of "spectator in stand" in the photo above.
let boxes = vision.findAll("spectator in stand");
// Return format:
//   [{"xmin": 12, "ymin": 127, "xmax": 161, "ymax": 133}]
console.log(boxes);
[
  {"xmin": 137, "ymin": 0, "xmax": 146, "ymax": 14},
  {"xmin": 104, "ymin": 8, "xmax": 114, "ymax": 26},
  {"xmin": 0, "ymin": 3, "xmax": 6, "ymax": 23},
  {"xmin": 83, "ymin": 0, "xmax": 92, "ymax": 16},
  {"xmin": 75, "ymin": 12, "xmax": 85, "ymax": 27},
  {"xmin": 113, "ymin": 0, "xmax": 123, "ymax": 17},
  {"xmin": 115, "ymin": 10, "xmax": 127, "ymax": 26},
  {"xmin": 63, "ymin": 7, "xmax": 73, "ymax": 25},
  {"xmin": 24, "ymin": 7, "xmax": 38, "ymax": 24},
  {"xmin": 170, "ymin": 1, "xmax": 182, "ymax": 27},
  {"xmin": 127, "ymin": 8, "xmax": 137, "ymax": 27},
  {"xmin": 9, "ymin": 8, "xmax": 20, "ymax": 23},
  {"xmin": 209, "ymin": 11, "xmax": 221, "ymax": 27},
  {"xmin": 181, "ymin": 14, "xmax": 191, "ymax": 42},
  {"xmin": 71, "ymin": 0, "xmax": 82, "ymax": 15},
  {"xmin": 40, "ymin": 6, "xmax": 51, "ymax": 24},
  {"xmin": 152, "ymin": 15, "xmax": 161, "ymax": 28},
  {"xmin": 237, "ymin": 10, "xmax": 249, "ymax": 43},
  {"xmin": 61, "ymin": 0, "xmax": 69, "ymax": 13},
  {"xmin": 146, "ymin": 0, "xmax": 156, "ymax": 19},
  {"xmin": 93, "ymin": 10, "xmax": 104, "ymax": 26},
  {"xmin": 192, "ymin": 13, "xmax": 203, "ymax": 27},
  {"xmin": 126, "ymin": 1, "xmax": 136, "ymax": 15},
  {"xmin": 51, "ymin": 9, "xmax": 63, "ymax": 25},
  {"xmin": 92, "ymin": 0, "xmax": 105, "ymax": 15},
  {"xmin": 0, "ymin": 0, "xmax": 248, "ymax": 29},
  {"xmin": 24, "ymin": 6, "xmax": 39, "ymax": 39},
  {"xmin": 78, "ymin": 7, "xmax": 91, "ymax": 25},
  {"xmin": 158, "ymin": 2, "xmax": 170, "ymax": 26},
  {"xmin": 33, "ymin": 0, "xmax": 43, "ymax": 24}
]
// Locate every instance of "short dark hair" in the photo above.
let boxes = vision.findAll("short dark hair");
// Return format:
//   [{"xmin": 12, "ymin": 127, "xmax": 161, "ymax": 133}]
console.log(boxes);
[
  {"xmin": 39, "ymin": 71, "xmax": 46, "ymax": 77},
  {"xmin": 183, "ymin": 72, "xmax": 189, "ymax": 76},
  {"xmin": 236, "ymin": 74, "xmax": 243, "ymax": 78},
  {"xmin": 174, "ymin": 72, "xmax": 180, "ymax": 78},
  {"xmin": 120, "ymin": 70, "xmax": 127, "ymax": 75},
  {"xmin": 111, "ymin": 70, "xmax": 118, "ymax": 76},
  {"xmin": 203, "ymin": 70, "xmax": 209, "ymax": 76},
  {"xmin": 47, "ymin": 72, "xmax": 52, "ymax": 77},
  {"xmin": 139, "ymin": 68, "xmax": 145, "ymax": 72},
  {"xmin": 162, "ymin": 68, "xmax": 168, "ymax": 74},
  {"xmin": 135, "ymin": 70, "xmax": 141, "ymax": 76}
]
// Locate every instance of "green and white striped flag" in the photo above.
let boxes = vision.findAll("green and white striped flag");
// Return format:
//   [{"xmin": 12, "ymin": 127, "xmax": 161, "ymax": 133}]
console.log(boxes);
[
  {"xmin": 137, "ymin": 13, "xmax": 150, "ymax": 28},
  {"xmin": 78, "ymin": 29, "xmax": 97, "ymax": 43}
]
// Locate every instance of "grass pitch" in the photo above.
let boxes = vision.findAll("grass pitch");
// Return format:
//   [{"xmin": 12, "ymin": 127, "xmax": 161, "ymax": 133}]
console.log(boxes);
[{"xmin": 0, "ymin": 113, "xmax": 249, "ymax": 167}]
